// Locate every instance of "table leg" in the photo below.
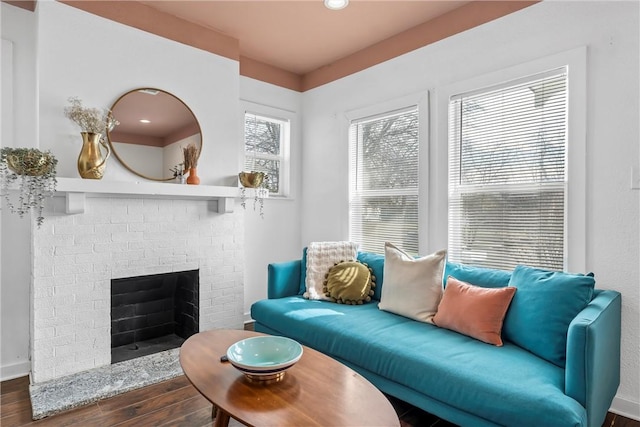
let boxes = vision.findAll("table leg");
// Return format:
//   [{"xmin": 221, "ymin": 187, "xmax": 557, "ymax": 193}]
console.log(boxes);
[
  {"xmin": 212, "ymin": 405, "xmax": 217, "ymax": 419},
  {"xmin": 213, "ymin": 408, "xmax": 230, "ymax": 427}
]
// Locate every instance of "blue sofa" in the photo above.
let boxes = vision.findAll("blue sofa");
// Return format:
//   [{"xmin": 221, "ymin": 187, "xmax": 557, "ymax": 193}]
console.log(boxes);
[{"xmin": 250, "ymin": 251, "xmax": 621, "ymax": 427}]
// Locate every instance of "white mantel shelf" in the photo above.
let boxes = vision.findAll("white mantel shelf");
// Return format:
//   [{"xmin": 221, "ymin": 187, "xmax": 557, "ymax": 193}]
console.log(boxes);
[{"xmin": 54, "ymin": 177, "xmax": 237, "ymax": 214}]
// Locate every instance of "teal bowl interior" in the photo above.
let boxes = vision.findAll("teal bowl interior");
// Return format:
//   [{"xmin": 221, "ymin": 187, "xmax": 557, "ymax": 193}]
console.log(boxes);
[{"xmin": 227, "ymin": 336, "xmax": 303, "ymax": 370}]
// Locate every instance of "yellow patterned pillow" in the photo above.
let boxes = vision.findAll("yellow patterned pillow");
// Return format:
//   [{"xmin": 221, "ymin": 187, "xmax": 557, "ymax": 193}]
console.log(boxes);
[{"xmin": 323, "ymin": 260, "xmax": 376, "ymax": 305}]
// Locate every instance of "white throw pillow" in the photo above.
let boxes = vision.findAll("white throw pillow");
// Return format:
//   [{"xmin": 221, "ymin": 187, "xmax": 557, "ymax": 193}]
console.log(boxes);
[
  {"xmin": 379, "ymin": 242, "xmax": 447, "ymax": 323},
  {"xmin": 304, "ymin": 241, "xmax": 358, "ymax": 300}
]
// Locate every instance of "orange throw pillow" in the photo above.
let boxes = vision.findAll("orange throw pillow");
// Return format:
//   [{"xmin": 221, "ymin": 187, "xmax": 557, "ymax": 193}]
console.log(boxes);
[{"xmin": 433, "ymin": 276, "xmax": 516, "ymax": 346}]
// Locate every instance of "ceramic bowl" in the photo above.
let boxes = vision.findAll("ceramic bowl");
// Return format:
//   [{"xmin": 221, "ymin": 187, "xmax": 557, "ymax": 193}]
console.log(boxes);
[{"xmin": 226, "ymin": 336, "xmax": 303, "ymax": 383}]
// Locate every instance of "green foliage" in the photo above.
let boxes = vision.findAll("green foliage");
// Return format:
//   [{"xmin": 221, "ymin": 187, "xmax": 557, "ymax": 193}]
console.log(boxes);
[
  {"xmin": 239, "ymin": 171, "xmax": 269, "ymax": 218},
  {"xmin": 0, "ymin": 148, "xmax": 58, "ymax": 227}
]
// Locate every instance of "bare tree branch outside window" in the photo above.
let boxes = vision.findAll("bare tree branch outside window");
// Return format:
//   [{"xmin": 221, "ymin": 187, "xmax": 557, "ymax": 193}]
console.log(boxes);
[
  {"xmin": 350, "ymin": 108, "xmax": 419, "ymax": 255},
  {"xmin": 244, "ymin": 114, "xmax": 286, "ymax": 194}
]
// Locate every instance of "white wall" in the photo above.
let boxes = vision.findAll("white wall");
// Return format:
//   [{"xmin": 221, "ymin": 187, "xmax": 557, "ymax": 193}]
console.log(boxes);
[
  {"xmin": 0, "ymin": 0, "xmax": 305, "ymax": 380},
  {"xmin": 112, "ymin": 142, "xmax": 164, "ymax": 178},
  {"xmin": 0, "ymin": 1, "xmax": 244, "ymax": 380},
  {"xmin": 239, "ymin": 77, "xmax": 303, "ymax": 320},
  {"xmin": 1, "ymin": 3, "xmax": 38, "ymax": 380},
  {"xmin": 301, "ymin": 1, "xmax": 639, "ymax": 418},
  {"xmin": 37, "ymin": 1, "xmax": 240, "ymax": 186}
]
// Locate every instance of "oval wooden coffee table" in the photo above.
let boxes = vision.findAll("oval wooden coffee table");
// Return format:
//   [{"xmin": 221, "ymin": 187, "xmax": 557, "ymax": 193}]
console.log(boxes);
[{"xmin": 180, "ymin": 329, "xmax": 400, "ymax": 427}]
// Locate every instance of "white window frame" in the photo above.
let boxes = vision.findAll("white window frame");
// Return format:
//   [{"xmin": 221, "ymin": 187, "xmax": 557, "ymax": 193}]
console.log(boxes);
[
  {"xmin": 345, "ymin": 92, "xmax": 429, "ymax": 254},
  {"xmin": 240, "ymin": 100, "xmax": 293, "ymax": 198},
  {"xmin": 433, "ymin": 47, "xmax": 587, "ymax": 272}
]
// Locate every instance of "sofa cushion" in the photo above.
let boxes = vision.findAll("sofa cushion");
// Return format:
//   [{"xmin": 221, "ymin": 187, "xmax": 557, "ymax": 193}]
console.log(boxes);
[
  {"xmin": 323, "ymin": 260, "xmax": 375, "ymax": 304},
  {"xmin": 433, "ymin": 276, "xmax": 516, "ymax": 346},
  {"xmin": 298, "ymin": 247, "xmax": 308, "ymax": 295},
  {"xmin": 303, "ymin": 241, "xmax": 358, "ymax": 300},
  {"xmin": 378, "ymin": 243, "xmax": 446, "ymax": 323},
  {"xmin": 251, "ymin": 297, "xmax": 586, "ymax": 427},
  {"xmin": 444, "ymin": 261, "xmax": 512, "ymax": 288},
  {"xmin": 357, "ymin": 251, "xmax": 385, "ymax": 300},
  {"xmin": 503, "ymin": 265, "xmax": 595, "ymax": 367}
]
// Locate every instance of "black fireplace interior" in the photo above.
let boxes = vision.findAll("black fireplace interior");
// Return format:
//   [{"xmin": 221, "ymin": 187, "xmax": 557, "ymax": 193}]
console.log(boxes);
[{"xmin": 111, "ymin": 269, "xmax": 199, "ymax": 364}]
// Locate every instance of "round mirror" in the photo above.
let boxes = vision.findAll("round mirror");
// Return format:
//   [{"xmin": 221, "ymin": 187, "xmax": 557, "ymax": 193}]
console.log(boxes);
[{"xmin": 107, "ymin": 88, "xmax": 202, "ymax": 181}]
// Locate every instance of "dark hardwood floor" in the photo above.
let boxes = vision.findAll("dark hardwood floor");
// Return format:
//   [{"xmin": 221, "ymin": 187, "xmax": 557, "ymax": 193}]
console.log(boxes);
[{"xmin": 1, "ymin": 374, "xmax": 638, "ymax": 427}]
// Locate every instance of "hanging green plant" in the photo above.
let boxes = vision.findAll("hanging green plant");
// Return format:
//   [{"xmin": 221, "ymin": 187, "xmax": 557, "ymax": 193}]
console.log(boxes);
[
  {"xmin": 0, "ymin": 148, "xmax": 58, "ymax": 227},
  {"xmin": 238, "ymin": 171, "xmax": 268, "ymax": 218}
]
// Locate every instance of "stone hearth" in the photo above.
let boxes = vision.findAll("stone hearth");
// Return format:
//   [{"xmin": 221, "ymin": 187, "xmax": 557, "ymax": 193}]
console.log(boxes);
[{"xmin": 29, "ymin": 348, "xmax": 182, "ymax": 419}]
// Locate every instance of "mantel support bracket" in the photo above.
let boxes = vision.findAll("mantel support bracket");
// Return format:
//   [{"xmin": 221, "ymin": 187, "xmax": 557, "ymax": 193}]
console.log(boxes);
[
  {"xmin": 65, "ymin": 192, "xmax": 86, "ymax": 214},
  {"xmin": 216, "ymin": 197, "xmax": 234, "ymax": 213}
]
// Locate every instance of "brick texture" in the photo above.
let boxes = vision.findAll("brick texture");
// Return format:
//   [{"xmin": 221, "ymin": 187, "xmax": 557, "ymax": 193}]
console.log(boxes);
[{"xmin": 31, "ymin": 197, "xmax": 244, "ymax": 383}]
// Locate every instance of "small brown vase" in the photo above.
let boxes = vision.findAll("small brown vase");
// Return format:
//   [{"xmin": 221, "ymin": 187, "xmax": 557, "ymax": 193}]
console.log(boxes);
[{"xmin": 187, "ymin": 167, "xmax": 200, "ymax": 185}]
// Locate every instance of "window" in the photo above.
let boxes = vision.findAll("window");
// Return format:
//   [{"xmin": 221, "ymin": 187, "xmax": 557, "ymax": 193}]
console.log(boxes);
[
  {"xmin": 448, "ymin": 68, "xmax": 568, "ymax": 271},
  {"xmin": 244, "ymin": 112, "xmax": 289, "ymax": 196},
  {"xmin": 349, "ymin": 106, "xmax": 419, "ymax": 254}
]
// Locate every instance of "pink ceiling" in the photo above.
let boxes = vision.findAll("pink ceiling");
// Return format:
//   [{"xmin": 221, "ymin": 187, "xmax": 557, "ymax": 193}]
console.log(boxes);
[
  {"xmin": 3, "ymin": 0, "xmax": 36, "ymax": 11},
  {"xmin": 10, "ymin": 0, "xmax": 538, "ymax": 91},
  {"xmin": 138, "ymin": 1, "xmax": 471, "ymax": 75}
]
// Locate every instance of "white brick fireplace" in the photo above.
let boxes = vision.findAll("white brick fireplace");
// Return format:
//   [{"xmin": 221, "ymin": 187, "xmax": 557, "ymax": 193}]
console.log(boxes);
[{"xmin": 30, "ymin": 189, "xmax": 244, "ymax": 384}]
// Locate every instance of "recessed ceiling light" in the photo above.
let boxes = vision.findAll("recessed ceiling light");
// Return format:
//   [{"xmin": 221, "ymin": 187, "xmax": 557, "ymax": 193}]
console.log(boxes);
[
  {"xmin": 324, "ymin": 0, "xmax": 348, "ymax": 11},
  {"xmin": 139, "ymin": 119, "xmax": 151, "ymax": 124}
]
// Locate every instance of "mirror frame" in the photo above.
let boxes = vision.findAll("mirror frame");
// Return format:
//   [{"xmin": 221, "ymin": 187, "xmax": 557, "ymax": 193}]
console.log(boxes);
[{"xmin": 107, "ymin": 88, "xmax": 202, "ymax": 181}]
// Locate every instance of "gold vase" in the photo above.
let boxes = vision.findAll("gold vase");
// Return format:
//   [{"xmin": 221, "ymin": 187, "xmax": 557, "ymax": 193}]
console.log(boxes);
[{"xmin": 77, "ymin": 132, "xmax": 110, "ymax": 179}]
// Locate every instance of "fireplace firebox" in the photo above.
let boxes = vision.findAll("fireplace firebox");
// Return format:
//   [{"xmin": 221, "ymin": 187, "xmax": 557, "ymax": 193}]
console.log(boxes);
[{"xmin": 111, "ymin": 270, "xmax": 199, "ymax": 363}]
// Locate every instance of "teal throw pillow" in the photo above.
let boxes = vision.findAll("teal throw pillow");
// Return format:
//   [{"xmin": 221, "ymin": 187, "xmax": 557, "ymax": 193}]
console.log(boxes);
[
  {"xmin": 443, "ymin": 261, "xmax": 511, "ymax": 289},
  {"xmin": 298, "ymin": 247, "xmax": 308, "ymax": 295},
  {"xmin": 502, "ymin": 265, "xmax": 595, "ymax": 367},
  {"xmin": 357, "ymin": 252, "xmax": 385, "ymax": 300}
]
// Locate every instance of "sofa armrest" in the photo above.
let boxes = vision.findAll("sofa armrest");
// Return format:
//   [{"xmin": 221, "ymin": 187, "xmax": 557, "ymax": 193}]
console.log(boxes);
[
  {"xmin": 565, "ymin": 289, "xmax": 621, "ymax": 427},
  {"xmin": 267, "ymin": 260, "xmax": 302, "ymax": 299}
]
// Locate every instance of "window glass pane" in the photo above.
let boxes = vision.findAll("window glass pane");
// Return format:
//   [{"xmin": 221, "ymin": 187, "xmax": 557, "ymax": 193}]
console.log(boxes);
[
  {"xmin": 449, "ymin": 190, "xmax": 564, "ymax": 271},
  {"xmin": 359, "ymin": 111, "xmax": 418, "ymax": 191},
  {"xmin": 243, "ymin": 111, "xmax": 288, "ymax": 196},
  {"xmin": 350, "ymin": 107, "xmax": 419, "ymax": 255},
  {"xmin": 351, "ymin": 195, "xmax": 418, "ymax": 255},
  {"xmin": 458, "ymin": 74, "xmax": 566, "ymax": 186},
  {"xmin": 244, "ymin": 114, "xmax": 281, "ymax": 156},
  {"xmin": 448, "ymin": 69, "xmax": 567, "ymax": 270},
  {"xmin": 244, "ymin": 157, "xmax": 280, "ymax": 194}
]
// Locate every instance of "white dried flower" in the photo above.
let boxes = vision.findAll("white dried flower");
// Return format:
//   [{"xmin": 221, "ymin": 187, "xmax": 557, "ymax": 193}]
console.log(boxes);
[{"xmin": 64, "ymin": 97, "xmax": 119, "ymax": 134}]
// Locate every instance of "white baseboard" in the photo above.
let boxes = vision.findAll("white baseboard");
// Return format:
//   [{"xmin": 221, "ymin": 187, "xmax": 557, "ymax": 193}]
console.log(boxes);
[
  {"xmin": 1, "ymin": 360, "xmax": 30, "ymax": 382},
  {"xmin": 610, "ymin": 395, "xmax": 640, "ymax": 421},
  {"xmin": 243, "ymin": 312, "xmax": 253, "ymax": 324}
]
